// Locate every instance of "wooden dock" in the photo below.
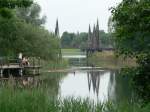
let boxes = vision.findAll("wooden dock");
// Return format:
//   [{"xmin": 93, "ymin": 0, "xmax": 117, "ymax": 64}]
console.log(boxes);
[{"xmin": 0, "ymin": 57, "xmax": 41, "ymax": 78}]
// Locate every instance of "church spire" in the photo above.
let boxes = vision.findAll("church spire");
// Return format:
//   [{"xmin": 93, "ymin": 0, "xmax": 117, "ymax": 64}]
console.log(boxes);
[
  {"xmin": 55, "ymin": 19, "xmax": 59, "ymax": 37},
  {"xmin": 88, "ymin": 25, "xmax": 92, "ymax": 49},
  {"xmin": 96, "ymin": 19, "xmax": 100, "ymax": 49},
  {"xmin": 96, "ymin": 19, "xmax": 99, "ymax": 31},
  {"xmin": 92, "ymin": 24, "xmax": 96, "ymax": 49},
  {"xmin": 89, "ymin": 25, "xmax": 91, "ymax": 34}
]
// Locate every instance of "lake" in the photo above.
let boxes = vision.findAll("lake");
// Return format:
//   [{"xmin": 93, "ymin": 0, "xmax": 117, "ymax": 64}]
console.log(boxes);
[
  {"xmin": 43, "ymin": 52, "xmax": 133, "ymax": 102},
  {"xmin": 0, "ymin": 52, "xmax": 133, "ymax": 103}
]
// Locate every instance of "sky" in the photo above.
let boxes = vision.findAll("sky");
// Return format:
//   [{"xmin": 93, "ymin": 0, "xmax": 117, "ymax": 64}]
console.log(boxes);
[{"xmin": 36, "ymin": 0, "xmax": 122, "ymax": 34}]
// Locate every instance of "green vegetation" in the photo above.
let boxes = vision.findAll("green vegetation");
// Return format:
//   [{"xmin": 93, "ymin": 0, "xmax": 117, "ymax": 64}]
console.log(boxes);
[
  {"xmin": 111, "ymin": 0, "xmax": 150, "ymax": 105},
  {"xmin": 61, "ymin": 30, "xmax": 113, "ymax": 49},
  {"xmin": 42, "ymin": 59, "xmax": 68, "ymax": 71},
  {"xmin": 62, "ymin": 49, "xmax": 85, "ymax": 55},
  {"xmin": 0, "ymin": 87, "xmax": 149, "ymax": 112},
  {"xmin": 62, "ymin": 49, "xmax": 81, "ymax": 53},
  {"xmin": 0, "ymin": 0, "xmax": 33, "ymax": 18},
  {"xmin": 0, "ymin": 2, "xmax": 61, "ymax": 61},
  {"xmin": 0, "ymin": 0, "xmax": 149, "ymax": 111},
  {"xmin": 88, "ymin": 51, "xmax": 136, "ymax": 69}
]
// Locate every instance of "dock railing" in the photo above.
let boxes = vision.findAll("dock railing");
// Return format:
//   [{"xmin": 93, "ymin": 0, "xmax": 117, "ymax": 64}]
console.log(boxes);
[
  {"xmin": 0, "ymin": 57, "xmax": 41, "ymax": 68},
  {"xmin": 0, "ymin": 57, "xmax": 20, "ymax": 67},
  {"xmin": 0, "ymin": 57, "xmax": 41, "ymax": 77}
]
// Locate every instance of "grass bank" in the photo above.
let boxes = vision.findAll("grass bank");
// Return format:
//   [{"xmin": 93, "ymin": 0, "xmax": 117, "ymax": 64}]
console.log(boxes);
[
  {"xmin": 41, "ymin": 59, "xmax": 69, "ymax": 72},
  {"xmin": 0, "ymin": 87, "xmax": 149, "ymax": 112},
  {"xmin": 62, "ymin": 49, "xmax": 85, "ymax": 55},
  {"xmin": 88, "ymin": 51, "xmax": 137, "ymax": 69}
]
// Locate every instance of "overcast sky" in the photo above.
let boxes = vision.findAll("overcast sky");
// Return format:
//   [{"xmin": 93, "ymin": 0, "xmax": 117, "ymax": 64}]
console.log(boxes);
[{"xmin": 36, "ymin": 0, "xmax": 122, "ymax": 34}]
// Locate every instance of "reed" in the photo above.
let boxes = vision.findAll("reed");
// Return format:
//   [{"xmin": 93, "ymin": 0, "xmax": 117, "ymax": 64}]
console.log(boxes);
[
  {"xmin": 88, "ymin": 51, "xmax": 137, "ymax": 69},
  {"xmin": 0, "ymin": 87, "xmax": 149, "ymax": 112}
]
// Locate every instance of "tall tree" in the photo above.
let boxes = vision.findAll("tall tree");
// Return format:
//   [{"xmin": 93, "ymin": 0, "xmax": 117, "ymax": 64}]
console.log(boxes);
[
  {"xmin": 111, "ymin": 0, "xmax": 150, "ymax": 103},
  {"xmin": 111, "ymin": 0, "xmax": 150, "ymax": 56},
  {"xmin": 0, "ymin": 0, "xmax": 33, "ymax": 18},
  {"xmin": 16, "ymin": 3, "xmax": 46, "ymax": 26}
]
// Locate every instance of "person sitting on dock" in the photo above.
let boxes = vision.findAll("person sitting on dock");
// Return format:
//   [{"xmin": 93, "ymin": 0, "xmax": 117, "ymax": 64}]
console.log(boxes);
[{"xmin": 22, "ymin": 56, "xmax": 29, "ymax": 66}]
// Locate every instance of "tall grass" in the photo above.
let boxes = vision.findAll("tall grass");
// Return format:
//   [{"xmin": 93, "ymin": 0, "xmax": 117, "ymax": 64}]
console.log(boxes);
[
  {"xmin": 0, "ymin": 87, "xmax": 149, "ymax": 112},
  {"xmin": 88, "ymin": 51, "xmax": 137, "ymax": 69},
  {"xmin": 41, "ymin": 59, "xmax": 68, "ymax": 72}
]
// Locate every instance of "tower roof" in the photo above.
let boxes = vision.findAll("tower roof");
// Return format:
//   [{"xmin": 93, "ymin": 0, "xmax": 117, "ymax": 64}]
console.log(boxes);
[{"xmin": 55, "ymin": 19, "xmax": 59, "ymax": 37}]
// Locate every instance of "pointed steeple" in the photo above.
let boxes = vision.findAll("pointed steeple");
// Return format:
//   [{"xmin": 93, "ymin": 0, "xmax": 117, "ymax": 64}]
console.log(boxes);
[
  {"xmin": 96, "ymin": 19, "xmax": 100, "ymax": 49},
  {"xmin": 96, "ymin": 19, "xmax": 99, "ymax": 30},
  {"xmin": 88, "ymin": 25, "xmax": 92, "ymax": 39},
  {"xmin": 55, "ymin": 19, "xmax": 59, "ymax": 37},
  {"xmin": 92, "ymin": 25, "xmax": 96, "ymax": 49},
  {"xmin": 88, "ymin": 25, "xmax": 92, "ymax": 48},
  {"xmin": 89, "ymin": 25, "xmax": 91, "ymax": 34}
]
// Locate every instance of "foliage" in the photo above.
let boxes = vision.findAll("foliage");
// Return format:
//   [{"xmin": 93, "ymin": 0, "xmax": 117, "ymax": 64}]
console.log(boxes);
[
  {"xmin": 0, "ymin": 0, "xmax": 61, "ymax": 60},
  {"xmin": 61, "ymin": 32, "xmax": 77, "ymax": 48},
  {"xmin": 99, "ymin": 30, "xmax": 114, "ymax": 48},
  {"xmin": 0, "ymin": 0, "xmax": 33, "ymax": 8},
  {"xmin": 0, "ymin": 17, "xmax": 59, "ymax": 60},
  {"xmin": 61, "ymin": 31, "xmax": 114, "ymax": 49},
  {"xmin": 111, "ymin": 0, "xmax": 150, "ymax": 56},
  {"xmin": 0, "ymin": 0, "xmax": 33, "ymax": 18},
  {"xmin": 120, "ymin": 63, "xmax": 150, "ymax": 104},
  {"xmin": 16, "ymin": 3, "xmax": 46, "ymax": 26},
  {"xmin": 111, "ymin": 0, "xmax": 150, "ymax": 104},
  {"xmin": 133, "ymin": 54, "xmax": 150, "ymax": 103}
]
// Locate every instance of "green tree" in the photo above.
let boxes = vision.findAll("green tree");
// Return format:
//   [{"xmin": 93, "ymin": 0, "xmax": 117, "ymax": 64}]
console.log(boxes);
[
  {"xmin": 111, "ymin": 0, "xmax": 150, "ymax": 103},
  {"xmin": 0, "ymin": 1, "xmax": 60, "ymax": 60},
  {"xmin": 0, "ymin": 0, "xmax": 33, "ymax": 18},
  {"xmin": 0, "ymin": 17, "xmax": 59, "ymax": 60},
  {"xmin": 16, "ymin": 3, "xmax": 46, "ymax": 26},
  {"xmin": 111, "ymin": 0, "xmax": 150, "ymax": 56}
]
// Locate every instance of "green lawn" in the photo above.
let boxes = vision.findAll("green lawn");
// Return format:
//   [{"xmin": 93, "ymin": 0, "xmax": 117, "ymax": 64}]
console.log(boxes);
[
  {"xmin": 62, "ymin": 49, "xmax": 85, "ymax": 55},
  {"xmin": 61, "ymin": 49, "xmax": 81, "ymax": 53}
]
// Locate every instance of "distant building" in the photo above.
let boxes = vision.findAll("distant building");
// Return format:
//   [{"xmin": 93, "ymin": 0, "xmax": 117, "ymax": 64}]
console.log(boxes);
[
  {"xmin": 55, "ymin": 19, "xmax": 62, "ymax": 59},
  {"xmin": 55, "ymin": 19, "xmax": 59, "ymax": 37},
  {"xmin": 87, "ymin": 20, "xmax": 101, "ymax": 50}
]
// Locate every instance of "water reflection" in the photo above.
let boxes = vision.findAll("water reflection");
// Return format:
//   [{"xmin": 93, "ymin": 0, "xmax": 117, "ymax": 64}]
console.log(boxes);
[
  {"xmin": 60, "ymin": 69, "xmax": 118, "ymax": 102},
  {"xmin": 0, "ymin": 50, "xmax": 133, "ymax": 102},
  {"xmin": 87, "ymin": 70, "xmax": 104, "ymax": 97},
  {"xmin": 0, "ymin": 69, "xmax": 132, "ymax": 102}
]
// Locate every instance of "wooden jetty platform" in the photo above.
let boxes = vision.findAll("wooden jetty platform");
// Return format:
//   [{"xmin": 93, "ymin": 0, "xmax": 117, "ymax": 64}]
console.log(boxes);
[{"xmin": 0, "ymin": 57, "xmax": 41, "ymax": 78}]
